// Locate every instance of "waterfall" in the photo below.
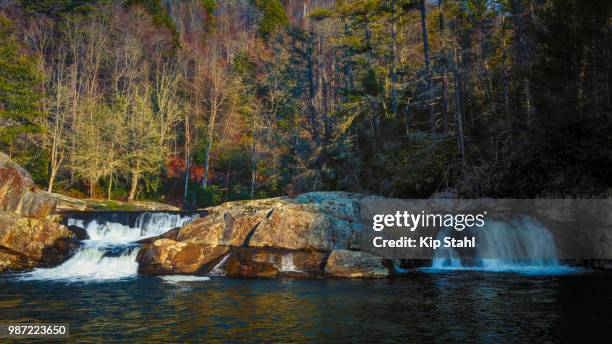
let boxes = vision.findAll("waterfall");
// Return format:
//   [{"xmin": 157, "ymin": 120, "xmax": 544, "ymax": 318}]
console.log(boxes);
[
  {"xmin": 209, "ymin": 254, "xmax": 231, "ymax": 276},
  {"xmin": 67, "ymin": 213, "xmax": 196, "ymax": 243},
  {"xmin": 20, "ymin": 212, "xmax": 200, "ymax": 282},
  {"xmin": 280, "ymin": 253, "xmax": 300, "ymax": 272},
  {"xmin": 430, "ymin": 216, "xmax": 576, "ymax": 274}
]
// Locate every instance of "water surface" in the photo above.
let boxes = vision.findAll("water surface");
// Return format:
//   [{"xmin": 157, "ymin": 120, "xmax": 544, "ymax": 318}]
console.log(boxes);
[{"xmin": 1, "ymin": 271, "xmax": 610, "ymax": 343}]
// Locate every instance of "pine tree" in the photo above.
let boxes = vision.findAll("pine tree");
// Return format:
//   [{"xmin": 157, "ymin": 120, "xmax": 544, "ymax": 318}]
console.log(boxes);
[
  {"xmin": 253, "ymin": 0, "xmax": 289, "ymax": 38},
  {"xmin": 0, "ymin": 14, "xmax": 41, "ymax": 153}
]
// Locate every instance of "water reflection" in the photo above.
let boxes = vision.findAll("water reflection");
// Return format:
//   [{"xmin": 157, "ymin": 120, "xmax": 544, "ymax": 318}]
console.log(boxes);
[{"xmin": 0, "ymin": 272, "xmax": 610, "ymax": 342}]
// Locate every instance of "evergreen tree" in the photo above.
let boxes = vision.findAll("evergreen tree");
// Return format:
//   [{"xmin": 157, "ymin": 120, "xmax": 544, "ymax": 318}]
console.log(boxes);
[
  {"xmin": 0, "ymin": 14, "xmax": 41, "ymax": 152},
  {"xmin": 253, "ymin": 0, "xmax": 288, "ymax": 38}
]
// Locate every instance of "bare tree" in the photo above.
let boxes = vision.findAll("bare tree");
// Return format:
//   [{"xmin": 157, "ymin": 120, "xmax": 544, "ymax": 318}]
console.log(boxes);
[
  {"xmin": 125, "ymin": 85, "xmax": 165, "ymax": 201},
  {"xmin": 201, "ymin": 44, "xmax": 234, "ymax": 191}
]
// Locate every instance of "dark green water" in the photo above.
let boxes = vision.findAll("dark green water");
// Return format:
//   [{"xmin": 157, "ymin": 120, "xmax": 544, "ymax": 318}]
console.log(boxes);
[{"xmin": 1, "ymin": 271, "xmax": 611, "ymax": 343}]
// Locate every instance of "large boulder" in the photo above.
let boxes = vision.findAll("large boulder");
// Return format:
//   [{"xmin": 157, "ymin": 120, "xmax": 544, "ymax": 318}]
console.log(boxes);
[
  {"xmin": 0, "ymin": 211, "xmax": 77, "ymax": 272},
  {"xmin": 248, "ymin": 202, "xmax": 334, "ymax": 251},
  {"xmin": 178, "ymin": 194, "xmax": 364, "ymax": 251},
  {"xmin": 138, "ymin": 192, "xmax": 388, "ymax": 278},
  {"xmin": 177, "ymin": 199, "xmax": 279, "ymax": 247},
  {"xmin": 50, "ymin": 193, "xmax": 88, "ymax": 212},
  {"xmin": 137, "ymin": 239, "xmax": 228, "ymax": 275},
  {"xmin": 0, "ymin": 152, "xmax": 58, "ymax": 219},
  {"xmin": 0, "ymin": 153, "xmax": 80, "ymax": 273},
  {"xmin": 324, "ymin": 249, "xmax": 388, "ymax": 278}
]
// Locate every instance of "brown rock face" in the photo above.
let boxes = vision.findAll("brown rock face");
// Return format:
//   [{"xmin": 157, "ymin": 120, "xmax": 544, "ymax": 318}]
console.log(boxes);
[
  {"xmin": 223, "ymin": 249, "xmax": 280, "ymax": 278},
  {"xmin": 0, "ymin": 152, "xmax": 33, "ymax": 200},
  {"xmin": 324, "ymin": 249, "xmax": 388, "ymax": 278},
  {"xmin": 0, "ymin": 211, "xmax": 77, "ymax": 272},
  {"xmin": 136, "ymin": 227, "xmax": 180, "ymax": 244},
  {"xmin": 0, "ymin": 152, "xmax": 58, "ymax": 219},
  {"xmin": 138, "ymin": 192, "xmax": 390, "ymax": 278},
  {"xmin": 50, "ymin": 193, "xmax": 88, "ymax": 212},
  {"xmin": 0, "ymin": 248, "xmax": 36, "ymax": 272},
  {"xmin": 177, "ymin": 199, "xmax": 276, "ymax": 246},
  {"xmin": 248, "ymin": 203, "xmax": 334, "ymax": 251},
  {"xmin": 0, "ymin": 153, "xmax": 80, "ymax": 273},
  {"xmin": 220, "ymin": 248, "xmax": 328, "ymax": 278},
  {"xmin": 137, "ymin": 239, "xmax": 229, "ymax": 275},
  {"xmin": 177, "ymin": 194, "xmax": 364, "ymax": 251}
]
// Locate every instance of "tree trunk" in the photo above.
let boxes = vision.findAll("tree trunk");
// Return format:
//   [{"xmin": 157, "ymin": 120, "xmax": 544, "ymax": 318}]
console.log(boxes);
[
  {"xmin": 524, "ymin": 77, "xmax": 532, "ymax": 128},
  {"xmin": 250, "ymin": 115, "xmax": 257, "ymax": 200},
  {"xmin": 250, "ymin": 169, "xmax": 256, "ymax": 200},
  {"xmin": 70, "ymin": 61, "xmax": 78, "ymax": 185},
  {"xmin": 419, "ymin": 0, "xmax": 435, "ymax": 133},
  {"xmin": 183, "ymin": 112, "xmax": 191, "ymax": 207},
  {"xmin": 439, "ymin": 1, "xmax": 449, "ymax": 133},
  {"xmin": 183, "ymin": 115, "xmax": 191, "ymax": 207},
  {"xmin": 390, "ymin": 0, "xmax": 399, "ymax": 117},
  {"xmin": 48, "ymin": 149, "xmax": 63, "ymax": 193},
  {"xmin": 225, "ymin": 170, "xmax": 229, "ymax": 201},
  {"xmin": 307, "ymin": 38, "xmax": 319, "ymax": 145},
  {"xmin": 128, "ymin": 168, "xmax": 140, "ymax": 202},
  {"xmin": 47, "ymin": 171, "xmax": 56, "ymax": 193},
  {"xmin": 47, "ymin": 138, "xmax": 61, "ymax": 193},
  {"xmin": 89, "ymin": 178, "xmax": 95, "ymax": 199},
  {"xmin": 202, "ymin": 136, "xmax": 213, "ymax": 191},
  {"xmin": 510, "ymin": 0, "xmax": 535, "ymax": 126},
  {"xmin": 453, "ymin": 61, "xmax": 466, "ymax": 166},
  {"xmin": 502, "ymin": 41, "xmax": 511, "ymax": 114},
  {"xmin": 343, "ymin": 19, "xmax": 354, "ymax": 91},
  {"xmin": 107, "ymin": 173, "xmax": 113, "ymax": 200},
  {"xmin": 203, "ymin": 100, "xmax": 218, "ymax": 191},
  {"xmin": 364, "ymin": 14, "xmax": 371, "ymax": 49},
  {"xmin": 442, "ymin": 72, "xmax": 450, "ymax": 133},
  {"xmin": 47, "ymin": 124, "xmax": 61, "ymax": 192}
]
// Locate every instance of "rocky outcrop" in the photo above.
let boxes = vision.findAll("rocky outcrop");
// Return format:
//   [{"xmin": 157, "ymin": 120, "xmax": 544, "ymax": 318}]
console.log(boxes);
[
  {"xmin": 51, "ymin": 193, "xmax": 88, "ymax": 212},
  {"xmin": 67, "ymin": 225, "xmax": 89, "ymax": 240},
  {"xmin": 324, "ymin": 250, "xmax": 388, "ymax": 278},
  {"xmin": 137, "ymin": 239, "xmax": 228, "ymax": 275},
  {"xmin": 79, "ymin": 199, "xmax": 179, "ymax": 212},
  {"xmin": 138, "ymin": 192, "xmax": 389, "ymax": 278},
  {"xmin": 137, "ymin": 191, "xmax": 612, "ymax": 277},
  {"xmin": 178, "ymin": 193, "xmax": 366, "ymax": 250},
  {"xmin": 222, "ymin": 248, "xmax": 328, "ymax": 278},
  {"xmin": 0, "ymin": 211, "xmax": 77, "ymax": 272},
  {"xmin": 0, "ymin": 153, "xmax": 78, "ymax": 273},
  {"xmin": 52, "ymin": 197, "xmax": 180, "ymax": 212},
  {"xmin": 0, "ymin": 152, "xmax": 58, "ymax": 219},
  {"xmin": 128, "ymin": 201, "xmax": 179, "ymax": 211},
  {"xmin": 136, "ymin": 227, "xmax": 180, "ymax": 244}
]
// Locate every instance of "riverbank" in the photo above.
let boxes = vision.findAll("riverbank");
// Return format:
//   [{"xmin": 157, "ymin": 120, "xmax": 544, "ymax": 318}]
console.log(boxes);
[
  {"xmin": 2, "ymin": 151, "xmax": 611, "ymax": 278},
  {"xmin": 0, "ymin": 152, "xmax": 179, "ymax": 273}
]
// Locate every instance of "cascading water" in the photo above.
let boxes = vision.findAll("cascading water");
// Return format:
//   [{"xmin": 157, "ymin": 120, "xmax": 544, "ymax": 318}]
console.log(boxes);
[
  {"xmin": 280, "ymin": 253, "xmax": 300, "ymax": 272},
  {"xmin": 67, "ymin": 212, "xmax": 196, "ymax": 243},
  {"xmin": 209, "ymin": 254, "xmax": 231, "ymax": 276},
  {"xmin": 19, "ymin": 212, "xmax": 200, "ymax": 282},
  {"xmin": 429, "ymin": 216, "xmax": 577, "ymax": 274}
]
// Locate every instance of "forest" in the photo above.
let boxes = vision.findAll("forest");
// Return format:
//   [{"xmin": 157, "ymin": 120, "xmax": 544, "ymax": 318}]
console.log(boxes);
[{"xmin": 0, "ymin": 0, "xmax": 610, "ymax": 208}]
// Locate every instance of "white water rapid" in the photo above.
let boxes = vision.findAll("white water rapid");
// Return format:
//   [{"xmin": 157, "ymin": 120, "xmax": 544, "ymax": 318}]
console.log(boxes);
[
  {"xmin": 429, "ymin": 216, "xmax": 577, "ymax": 274},
  {"xmin": 19, "ymin": 212, "xmax": 200, "ymax": 282}
]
